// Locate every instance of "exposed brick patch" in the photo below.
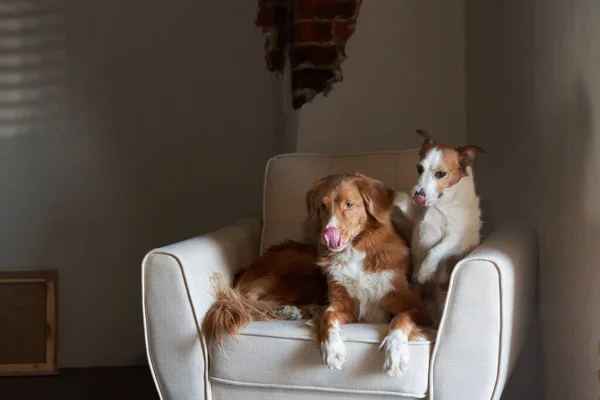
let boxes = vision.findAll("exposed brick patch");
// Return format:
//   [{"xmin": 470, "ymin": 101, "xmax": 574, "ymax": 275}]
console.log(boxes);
[
  {"xmin": 294, "ymin": 21, "xmax": 333, "ymax": 43},
  {"xmin": 256, "ymin": 5, "xmax": 288, "ymax": 26},
  {"xmin": 333, "ymin": 20, "xmax": 354, "ymax": 42},
  {"xmin": 291, "ymin": 45, "xmax": 339, "ymax": 68},
  {"xmin": 292, "ymin": 94, "xmax": 308, "ymax": 110},
  {"xmin": 255, "ymin": 0, "xmax": 362, "ymax": 109},
  {"xmin": 292, "ymin": 69, "xmax": 335, "ymax": 91},
  {"xmin": 295, "ymin": 0, "xmax": 358, "ymax": 20},
  {"xmin": 266, "ymin": 48, "xmax": 286, "ymax": 72}
]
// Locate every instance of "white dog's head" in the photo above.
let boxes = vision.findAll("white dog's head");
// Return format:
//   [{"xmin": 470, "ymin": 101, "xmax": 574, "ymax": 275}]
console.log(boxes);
[{"xmin": 412, "ymin": 130, "xmax": 484, "ymax": 207}]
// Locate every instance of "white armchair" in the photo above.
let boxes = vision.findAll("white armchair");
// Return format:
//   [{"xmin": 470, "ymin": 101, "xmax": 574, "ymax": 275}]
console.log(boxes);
[{"xmin": 142, "ymin": 150, "xmax": 537, "ymax": 400}]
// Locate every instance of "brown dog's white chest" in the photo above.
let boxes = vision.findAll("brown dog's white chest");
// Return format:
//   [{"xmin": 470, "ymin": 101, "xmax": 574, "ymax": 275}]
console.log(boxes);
[{"xmin": 325, "ymin": 248, "xmax": 395, "ymax": 323}]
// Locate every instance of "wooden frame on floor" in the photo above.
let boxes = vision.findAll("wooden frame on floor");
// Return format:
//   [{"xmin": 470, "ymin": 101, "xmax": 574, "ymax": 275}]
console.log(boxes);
[{"xmin": 0, "ymin": 270, "xmax": 58, "ymax": 376}]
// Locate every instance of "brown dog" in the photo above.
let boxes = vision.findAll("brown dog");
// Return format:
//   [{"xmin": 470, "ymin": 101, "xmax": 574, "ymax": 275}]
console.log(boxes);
[
  {"xmin": 202, "ymin": 240, "xmax": 327, "ymax": 349},
  {"xmin": 307, "ymin": 173, "xmax": 432, "ymax": 377}
]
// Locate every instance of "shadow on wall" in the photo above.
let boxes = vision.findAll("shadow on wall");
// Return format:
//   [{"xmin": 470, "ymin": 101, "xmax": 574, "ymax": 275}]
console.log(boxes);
[
  {"xmin": 492, "ymin": 76, "xmax": 596, "ymax": 399},
  {"xmin": 468, "ymin": 1, "xmax": 600, "ymax": 396},
  {"xmin": 466, "ymin": 1, "xmax": 542, "ymax": 398},
  {"xmin": 0, "ymin": 0, "xmax": 282, "ymax": 367},
  {"xmin": 533, "ymin": 77, "xmax": 600, "ymax": 399}
]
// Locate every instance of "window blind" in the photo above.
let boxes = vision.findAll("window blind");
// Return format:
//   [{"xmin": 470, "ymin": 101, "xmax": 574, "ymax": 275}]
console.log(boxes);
[{"xmin": 0, "ymin": 0, "xmax": 65, "ymax": 138}]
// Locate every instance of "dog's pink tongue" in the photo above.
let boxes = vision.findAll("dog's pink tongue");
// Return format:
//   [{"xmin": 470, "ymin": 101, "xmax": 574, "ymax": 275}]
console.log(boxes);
[
  {"xmin": 413, "ymin": 194, "xmax": 427, "ymax": 206},
  {"xmin": 324, "ymin": 227, "xmax": 342, "ymax": 249}
]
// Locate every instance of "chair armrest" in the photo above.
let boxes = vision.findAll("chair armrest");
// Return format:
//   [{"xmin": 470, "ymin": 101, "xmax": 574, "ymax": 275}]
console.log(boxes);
[
  {"xmin": 429, "ymin": 221, "xmax": 537, "ymax": 400},
  {"xmin": 142, "ymin": 217, "xmax": 261, "ymax": 400}
]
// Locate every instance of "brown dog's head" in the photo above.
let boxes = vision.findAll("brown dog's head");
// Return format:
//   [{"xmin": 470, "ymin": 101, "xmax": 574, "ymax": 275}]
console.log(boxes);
[
  {"xmin": 305, "ymin": 173, "xmax": 395, "ymax": 252},
  {"xmin": 413, "ymin": 129, "xmax": 484, "ymax": 207}
]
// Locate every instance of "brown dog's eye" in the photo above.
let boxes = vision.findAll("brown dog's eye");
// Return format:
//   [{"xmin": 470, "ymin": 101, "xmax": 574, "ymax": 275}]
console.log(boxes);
[
  {"xmin": 320, "ymin": 203, "xmax": 326, "ymax": 211},
  {"xmin": 435, "ymin": 171, "xmax": 447, "ymax": 179},
  {"xmin": 345, "ymin": 202, "xmax": 353, "ymax": 209},
  {"xmin": 417, "ymin": 164, "xmax": 424, "ymax": 175}
]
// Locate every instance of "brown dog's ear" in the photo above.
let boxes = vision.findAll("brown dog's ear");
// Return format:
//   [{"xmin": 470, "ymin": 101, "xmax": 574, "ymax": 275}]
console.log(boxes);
[
  {"xmin": 305, "ymin": 177, "xmax": 327, "ymax": 222},
  {"xmin": 456, "ymin": 145, "xmax": 485, "ymax": 168},
  {"xmin": 354, "ymin": 173, "xmax": 395, "ymax": 224},
  {"xmin": 416, "ymin": 129, "xmax": 435, "ymax": 146}
]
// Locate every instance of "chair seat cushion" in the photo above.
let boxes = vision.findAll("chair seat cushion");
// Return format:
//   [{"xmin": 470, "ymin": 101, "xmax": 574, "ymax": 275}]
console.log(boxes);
[{"xmin": 209, "ymin": 320, "xmax": 431, "ymax": 398}]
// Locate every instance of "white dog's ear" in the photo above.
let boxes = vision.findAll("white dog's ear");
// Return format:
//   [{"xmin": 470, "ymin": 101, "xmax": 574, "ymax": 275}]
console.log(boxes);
[
  {"xmin": 416, "ymin": 129, "xmax": 435, "ymax": 146},
  {"xmin": 456, "ymin": 145, "xmax": 485, "ymax": 168}
]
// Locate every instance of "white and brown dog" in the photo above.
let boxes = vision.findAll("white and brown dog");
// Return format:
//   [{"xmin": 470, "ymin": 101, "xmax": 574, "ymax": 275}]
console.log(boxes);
[
  {"xmin": 307, "ymin": 173, "xmax": 432, "ymax": 377},
  {"xmin": 395, "ymin": 130, "xmax": 484, "ymax": 292}
]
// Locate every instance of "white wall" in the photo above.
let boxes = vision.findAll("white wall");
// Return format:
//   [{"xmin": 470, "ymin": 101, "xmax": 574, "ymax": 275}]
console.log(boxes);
[
  {"xmin": 291, "ymin": 0, "xmax": 467, "ymax": 153},
  {"xmin": 467, "ymin": 1, "xmax": 600, "ymax": 399},
  {"xmin": 0, "ymin": 0, "xmax": 282, "ymax": 367}
]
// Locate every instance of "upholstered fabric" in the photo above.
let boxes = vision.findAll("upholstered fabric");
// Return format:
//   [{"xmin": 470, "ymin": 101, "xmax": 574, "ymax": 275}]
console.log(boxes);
[
  {"xmin": 142, "ymin": 218, "xmax": 262, "ymax": 400},
  {"xmin": 430, "ymin": 221, "xmax": 537, "ymax": 400},
  {"xmin": 141, "ymin": 151, "xmax": 538, "ymax": 400},
  {"xmin": 210, "ymin": 321, "xmax": 431, "ymax": 398}
]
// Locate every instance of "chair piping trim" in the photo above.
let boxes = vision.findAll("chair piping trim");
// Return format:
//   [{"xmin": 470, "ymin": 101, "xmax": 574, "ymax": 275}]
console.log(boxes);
[
  {"xmin": 428, "ymin": 257, "xmax": 503, "ymax": 399},
  {"xmin": 142, "ymin": 251, "xmax": 212, "ymax": 400},
  {"xmin": 209, "ymin": 376, "xmax": 426, "ymax": 398}
]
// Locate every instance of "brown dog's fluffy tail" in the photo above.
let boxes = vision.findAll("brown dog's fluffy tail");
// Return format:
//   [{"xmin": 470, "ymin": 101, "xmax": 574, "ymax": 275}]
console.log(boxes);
[{"xmin": 202, "ymin": 273, "xmax": 279, "ymax": 349}]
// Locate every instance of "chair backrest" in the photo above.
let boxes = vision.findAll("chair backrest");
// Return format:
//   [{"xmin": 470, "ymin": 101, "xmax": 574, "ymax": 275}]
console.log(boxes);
[{"xmin": 260, "ymin": 150, "xmax": 420, "ymax": 252}]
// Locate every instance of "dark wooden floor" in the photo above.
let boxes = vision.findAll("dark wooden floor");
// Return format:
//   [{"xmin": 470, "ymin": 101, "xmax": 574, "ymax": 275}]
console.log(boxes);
[{"xmin": 0, "ymin": 366, "xmax": 159, "ymax": 400}]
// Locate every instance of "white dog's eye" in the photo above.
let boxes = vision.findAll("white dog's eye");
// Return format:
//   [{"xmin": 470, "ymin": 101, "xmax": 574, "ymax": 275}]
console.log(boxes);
[
  {"xmin": 434, "ymin": 171, "xmax": 447, "ymax": 179},
  {"xmin": 416, "ymin": 164, "xmax": 424, "ymax": 175}
]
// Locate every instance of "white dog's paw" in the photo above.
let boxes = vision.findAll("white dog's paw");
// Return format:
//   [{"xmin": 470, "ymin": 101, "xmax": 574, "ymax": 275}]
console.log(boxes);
[
  {"xmin": 320, "ymin": 323, "xmax": 347, "ymax": 370},
  {"xmin": 394, "ymin": 191, "xmax": 411, "ymax": 212},
  {"xmin": 414, "ymin": 262, "xmax": 436, "ymax": 284},
  {"xmin": 415, "ymin": 269, "xmax": 433, "ymax": 284},
  {"xmin": 275, "ymin": 305, "xmax": 302, "ymax": 320},
  {"xmin": 380, "ymin": 330, "xmax": 410, "ymax": 378}
]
